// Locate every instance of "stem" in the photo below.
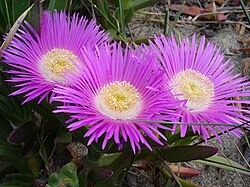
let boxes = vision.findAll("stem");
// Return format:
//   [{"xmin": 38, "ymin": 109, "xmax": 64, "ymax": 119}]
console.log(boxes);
[
  {"xmin": 88, "ymin": 0, "xmax": 128, "ymax": 43},
  {"xmin": 193, "ymin": 121, "xmax": 249, "ymax": 145},
  {"xmin": 129, "ymin": 119, "xmax": 250, "ymax": 128},
  {"xmin": 157, "ymin": 149, "xmax": 182, "ymax": 187},
  {"xmin": 240, "ymin": 0, "xmax": 250, "ymax": 25},
  {"xmin": 4, "ymin": 0, "xmax": 11, "ymax": 26},
  {"xmin": 33, "ymin": 122, "xmax": 53, "ymax": 175},
  {"xmin": 118, "ymin": 0, "xmax": 125, "ymax": 36},
  {"xmin": 163, "ymin": 7, "xmax": 169, "ymax": 35},
  {"xmin": 170, "ymin": 0, "xmax": 185, "ymax": 33}
]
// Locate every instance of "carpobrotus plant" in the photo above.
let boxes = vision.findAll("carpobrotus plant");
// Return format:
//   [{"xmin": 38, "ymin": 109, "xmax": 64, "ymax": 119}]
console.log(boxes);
[
  {"xmin": 2, "ymin": 11, "xmax": 109, "ymax": 104},
  {"xmin": 52, "ymin": 42, "xmax": 181, "ymax": 153},
  {"xmin": 149, "ymin": 34, "xmax": 250, "ymax": 141}
]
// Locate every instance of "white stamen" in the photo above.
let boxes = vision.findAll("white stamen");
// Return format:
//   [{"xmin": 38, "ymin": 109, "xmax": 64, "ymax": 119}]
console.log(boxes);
[
  {"xmin": 95, "ymin": 81, "xmax": 142, "ymax": 120},
  {"xmin": 40, "ymin": 48, "xmax": 78, "ymax": 83},
  {"xmin": 171, "ymin": 69, "xmax": 214, "ymax": 112}
]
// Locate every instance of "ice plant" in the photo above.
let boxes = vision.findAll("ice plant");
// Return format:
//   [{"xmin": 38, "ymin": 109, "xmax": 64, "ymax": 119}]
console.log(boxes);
[
  {"xmin": 2, "ymin": 11, "xmax": 109, "ymax": 103},
  {"xmin": 52, "ymin": 43, "xmax": 180, "ymax": 153},
  {"xmin": 149, "ymin": 34, "xmax": 250, "ymax": 141}
]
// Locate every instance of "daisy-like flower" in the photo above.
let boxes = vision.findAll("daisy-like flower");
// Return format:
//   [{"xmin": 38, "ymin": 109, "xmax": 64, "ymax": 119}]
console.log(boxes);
[
  {"xmin": 52, "ymin": 42, "xmax": 180, "ymax": 153},
  {"xmin": 2, "ymin": 11, "xmax": 109, "ymax": 103},
  {"xmin": 149, "ymin": 34, "xmax": 250, "ymax": 141}
]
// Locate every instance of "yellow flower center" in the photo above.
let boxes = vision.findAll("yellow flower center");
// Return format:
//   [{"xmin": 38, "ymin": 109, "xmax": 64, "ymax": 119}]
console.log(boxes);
[
  {"xmin": 95, "ymin": 81, "xmax": 142, "ymax": 119},
  {"xmin": 171, "ymin": 69, "xmax": 214, "ymax": 112},
  {"xmin": 40, "ymin": 48, "xmax": 78, "ymax": 83}
]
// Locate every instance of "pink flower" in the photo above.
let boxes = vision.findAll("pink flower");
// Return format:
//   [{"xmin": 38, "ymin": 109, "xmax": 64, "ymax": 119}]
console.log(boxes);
[
  {"xmin": 53, "ymin": 43, "xmax": 180, "ymax": 153},
  {"xmin": 149, "ymin": 34, "xmax": 250, "ymax": 141},
  {"xmin": 2, "ymin": 11, "xmax": 109, "ymax": 103}
]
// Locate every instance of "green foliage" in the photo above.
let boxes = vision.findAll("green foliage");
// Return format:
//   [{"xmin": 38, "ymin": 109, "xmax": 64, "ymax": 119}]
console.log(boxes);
[
  {"xmin": 48, "ymin": 0, "xmax": 68, "ymax": 12},
  {"xmin": 29, "ymin": 0, "xmax": 42, "ymax": 33},
  {"xmin": 90, "ymin": 0, "xmax": 158, "ymax": 41},
  {"xmin": 87, "ymin": 167, "xmax": 113, "ymax": 182},
  {"xmin": 194, "ymin": 155, "xmax": 250, "ymax": 176},
  {"xmin": 0, "ymin": 0, "xmax": 30, "ymax": 34},
  {"xmin": 161, "ymin": 145, "xmax": 218, "ymax": 162},
  {"xmin": 95, "ymin": 152, "xmax": 134, "ymax": 187},
  {"xmin": 7, "ymin": 122, "xmax": 34, "ymax": 144},
  {"xmin": 161, "ymin": 165, "xmax": 199, "ymax": 187},
  {"xmin": 0, "ymin": 143, "xmax": 33, "ymax": 174},
  {"xmin": 47, "ymin": 163, "xmax": 79, "ymax": 187}
]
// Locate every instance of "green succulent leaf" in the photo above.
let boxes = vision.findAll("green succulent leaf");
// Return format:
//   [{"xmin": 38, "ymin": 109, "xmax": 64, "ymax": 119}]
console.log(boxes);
[
  {"xmin": 12, "ymin": 0, "xmax": 30, "ymax": 23},
  {"xmin": 5, "ymin": 173, "xmax": 34, "ymax": 183},
  {"xmin": 167, "ymin": 131, "xmax": 200, "ymax": 146},
  {"xmin": 48, "ymin": 0, "xmax": 67, "ymax": 12},
  {"xmin": 0, "ymin": 143, "xmax": 33, "ymax": 174},
  {"xmin": 0, "ymin": 117, "xmax": 13, "ymax": 138},
  {"xmin": 7, "ymin": 122, "xmax": 34, "ymax": 144},
  {"xmin": 55, "ymin": 126, "xmax": 72, "ymax": 144},
  {"xmin": 194, "ymin": 155, "xmax": 250, "ymax": 176},
  {"xmin": 161, "ymin": 165, "xmax": 199, "ymax": 187},
  {"xmin": 0, "ymin": 180, "xmax": 33, "ymax": 187},
  {"xmin": 93, "ymin": 153, "xmax": 121, "ymax": 167},
  {"xmin": 29, "ymin": 0, "xmax": 42, "ymax": 33},
  {"xmin": 25, "ymin": 151, "xmax": 42, "ymax": 177},
  {"xmin": 47, "ymin": 162, "xmax": 79, "ymax": 187},
  {"xmin": 95, "ymin": 152, "xmax": 134, "ymax": 187},
  {"xmin": 161, "ymin": 145, "xmax": 218, "ymax": 162},
  {"xmin": 125, "ymin": 0, "xmax": 158, "ymax": 11},
  {"xmin": 88, "ymin": 167, "xmax": 113, "ymax": 182}
]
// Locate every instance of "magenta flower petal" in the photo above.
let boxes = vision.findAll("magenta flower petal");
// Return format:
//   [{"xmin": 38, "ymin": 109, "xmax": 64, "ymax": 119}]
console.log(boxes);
[
  {"xmin": 149, "ymin": 34, "xmax": 250, "ymax": 141},
  {"xmin": 53, "ymin": 43, "xmax": 181, "ymax": 153},
  {"xmin": 2, "ymin": 11, "xmax": 109, "ymax": 104}
]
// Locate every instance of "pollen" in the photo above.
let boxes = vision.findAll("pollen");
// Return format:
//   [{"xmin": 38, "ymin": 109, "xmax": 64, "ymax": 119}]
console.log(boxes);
[
  {"xmin": 95, "ymin": 81, "xmax": 142, "ymax": 120},
  {"xmin": 171, "ymin": 69, "xmax": 214, "ymax": 112},
  {"xmin": 40, "ymin": 48, "xmax": 78, "ymax": 83}
]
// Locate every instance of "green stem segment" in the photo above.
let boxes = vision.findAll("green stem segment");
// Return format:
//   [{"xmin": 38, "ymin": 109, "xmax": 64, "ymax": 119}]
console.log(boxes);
[
  {"xmin": 118, "ymin": 0, "xmax": 125, "ymax": 36},
  {"xmin": 88, "ymin": 0, "xmax": 128, "ymax": 43},
  {"xmin": 163, "ymin": 7, "xmax": 169, "ymax": 35},
  {"xmin": 157, "ymin": 149, "xmax": 183, "ymax": 187},
  {"xmin": 240, "ymin": 0, "xmax": 250, "ymax": 25},
  {"xmin": 170, "ymin": 0, "xmax": 186, "ymax": 33},
  {"xmin": 34, "ymin": 122, "xmax": 53, "ymax": 175}
]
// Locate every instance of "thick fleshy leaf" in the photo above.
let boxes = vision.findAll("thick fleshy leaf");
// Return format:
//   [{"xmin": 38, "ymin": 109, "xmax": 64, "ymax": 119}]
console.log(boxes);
[
  {"xmin": 170, "ymin": 165, "xmax": 201, "ymax": 177},
  {"xmin": 161, "ymin": 164, "xmax": 199, "ymax": 187},
  {"xmin": 95, "ymin": 152, "xmax": 134, "ymax": 187},
  {"xmin": 88, "ymin": 167, "xmax": 113, "ymax": 182},
  {"xmin": 0, "ymin": 95, "xmax": 31, "ymax": 125},
  {"xmin": 5, "ymin": 173, "xmax": 34, "ymax": 183},
  {"xmin": 48, "ymin": 0, "xmax": 67, "ymax": 12},
  {"xmin": 0, "ymin": 144, "xmax": 32, "ymax": 174},
  {"xmin": 25, "ymin": 151, "xmax": 42, "ymax": 177},
  {"xmin": 0, "ymin": 180, "xmax": 33, "ymax": 187},
  {"xmin": 125, "ymin": 0, "xmax": 158, "ymax": 11},
  {"xmin": 93, "ymin": 153, "xmax": 121, "ymax": 167},
  {"xmin": 7, "ymin": 122, "xmax": 33, "ymax": 144},
  {"xmin": 29, "ymin": 100, "xmax": 58, "ymax": 122},
  {"xmin": 12, "ymin": 0, "xmax": 30, "ymax": 23},
  {"xmin": 47, "ymin": 162, "xmax": 79, "ymax": 187},
  {"xmin": 60, "ymin": 163, "xmax": 78, "ymax": 182},
  {"xmin": 161, "ymin": 145, "xmax": 218, "ymax": 162},
  {"xmin": 29, "ymin": 0, "xmax": 42, "ymax": 33},
  {"xmin": 166, "ymin": 131, "xmax": 200, "ymax": 146},
  {"xmin": 55, "ymin": 127, "xmax": 72, "ymax": 144},
  {"xmin": 194, "ymin": 155, "xmax": 250, "ymax": 176},
  {"xmin": 0, "ymin": 117, "xmax": 13, "ymax": 138}
]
